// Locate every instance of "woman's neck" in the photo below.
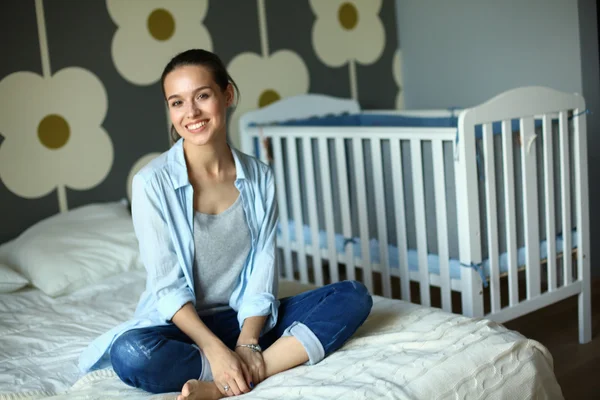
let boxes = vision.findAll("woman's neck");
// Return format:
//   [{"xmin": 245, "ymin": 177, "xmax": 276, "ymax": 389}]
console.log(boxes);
[{"xmin": 183, "ymin": 138, "xmax": 234, "ymax": 180}]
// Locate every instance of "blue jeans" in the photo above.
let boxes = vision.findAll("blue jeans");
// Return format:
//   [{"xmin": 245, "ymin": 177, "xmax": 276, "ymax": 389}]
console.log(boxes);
[{"xmin": 110, "ymin": 280, "xmax": 373, "ymax": 394}]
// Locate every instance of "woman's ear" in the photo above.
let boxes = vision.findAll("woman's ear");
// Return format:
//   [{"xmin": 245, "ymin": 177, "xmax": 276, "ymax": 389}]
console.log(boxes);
[{"xmin": 225, "ymin": 83, "xmax": 235, "ymax": 107}]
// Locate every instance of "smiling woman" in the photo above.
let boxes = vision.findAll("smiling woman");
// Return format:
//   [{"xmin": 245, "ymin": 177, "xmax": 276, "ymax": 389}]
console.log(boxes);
[
  {"xmin": 79, "ymin": 49, "xmax": 373, "ymax": 400},
  {"xmin": 159, "ymin": 50, "xmax": 238, "ymax": 147}
]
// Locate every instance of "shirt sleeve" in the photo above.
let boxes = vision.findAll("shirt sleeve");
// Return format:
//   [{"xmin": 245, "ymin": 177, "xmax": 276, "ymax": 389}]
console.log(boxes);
[
  {"xmin": 236, "ymin": 167, "xmax": 280, "ymax": 332},
  {"xmin": 131, "ymin": 174, "xmax": 195, "ymax": 322}
]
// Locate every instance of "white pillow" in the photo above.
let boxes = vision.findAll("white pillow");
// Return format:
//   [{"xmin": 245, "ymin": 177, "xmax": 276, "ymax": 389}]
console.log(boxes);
[
  {"xmin": 0, "ymin": 201, "xmax": 142, "ymax": 297},
  {"xmin": 0, "ymin": 263, "xmax": 29, "ymax": 293}
]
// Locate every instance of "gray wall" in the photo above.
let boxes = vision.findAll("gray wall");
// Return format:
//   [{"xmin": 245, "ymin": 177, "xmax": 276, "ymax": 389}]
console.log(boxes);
[
  {"xmin": 396, "ymin": 0, "xmax": 583, "ymax": 109},
  {"xmin": 395, "ymin": 0, "xmax": 600, "ymax": 277},
  {"xmin": 0, "ymin": 0, "xmax": 399, "ymax": 244}
]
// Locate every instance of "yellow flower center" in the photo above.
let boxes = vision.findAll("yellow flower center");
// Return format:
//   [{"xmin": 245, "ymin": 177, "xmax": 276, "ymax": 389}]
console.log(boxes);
[
  {"xmin": 258, "ymin": 89, "xmax": 281, "ymax": 108},
  {"xmin": 338, "ymin": 2, "xmax": 359, "ymax": 30},
  {"xmin": 147, "ymin": 9, "xmax": 175, "ymax": 41},
  {"xmin": 38, "ymin": 114, "xmax": 70, "ymax": 150}
]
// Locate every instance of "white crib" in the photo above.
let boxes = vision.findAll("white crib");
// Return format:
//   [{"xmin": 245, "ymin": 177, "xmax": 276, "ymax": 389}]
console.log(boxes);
[{"xmin": 239, "ymin": 86, "xmax": 591, "ymax": 344}]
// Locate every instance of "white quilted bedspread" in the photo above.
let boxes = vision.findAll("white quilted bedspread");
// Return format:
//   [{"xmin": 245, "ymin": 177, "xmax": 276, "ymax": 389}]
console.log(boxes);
[{"xmin": 0, "ymin": 270, "xmax": 564, "ymax": 399}]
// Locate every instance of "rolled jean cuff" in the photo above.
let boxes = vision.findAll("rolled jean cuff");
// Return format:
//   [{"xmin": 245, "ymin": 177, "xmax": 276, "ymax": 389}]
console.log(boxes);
[
  {"xmin": 282, "ymin": 322, "xmax": 325, "ymax": 365},
  {"xmin": 191, "ymin": 344, "xmax": 213, "ymax": 381}
]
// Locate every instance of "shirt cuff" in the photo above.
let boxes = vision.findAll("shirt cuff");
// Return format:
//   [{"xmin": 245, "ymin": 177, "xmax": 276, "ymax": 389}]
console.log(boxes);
[
  {"xmin": 237, "ymin": 292, "xmax": 279, "ymax": 333},
  {"xmin": 157, "ymin": 287, "xmax": 195, "ymax": 322}
]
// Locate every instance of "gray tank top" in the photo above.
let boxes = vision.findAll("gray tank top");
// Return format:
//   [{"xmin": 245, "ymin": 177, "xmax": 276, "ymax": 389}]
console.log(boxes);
[{"xmin": 192, "ymin": 195, "xmax": 251, "ymax": 316}]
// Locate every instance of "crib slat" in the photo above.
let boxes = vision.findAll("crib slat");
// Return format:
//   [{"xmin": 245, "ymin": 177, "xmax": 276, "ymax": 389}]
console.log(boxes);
[
  {"xmin": 287, "ymin": 138, "xmax": 308, "ymax": 284},
  {"xmin": 335, "ymin": 138, "xmax": 356, "ymax": 281},
  {"xmin": 482, "ymin": 123, "xmax": 501, "ymax": 313},
  {"xmin": 390, "ymin": 139, "xmax": 411, "ymax": 301},
  {"xmin": 432, "ymin": 140, "xmax": 451, "ymax": 312},
  {"xmin": 411, "ymin": 139, "xmax": 431, "ymax": 306},
  {"xmin": 272, "ymin": 137, "xmax": 293, "ymax": 280},
  {"xmin": 559, "ymin": 111, "xmax": 572, "ymax": 285},
  {"xmin": 371, "ymin": 138, "xmax": 392, "ymax": 298},
  {"xmin": 542, "ymin": 115, "xmax": 557, "ymax": 291},
  {"xmin": 302, "ymin": 137, "xmax": 324, "ymax": 287},
  {"xmin": 318, "ymin": 137, "xmax": 340, "ymax": 284},
  {"xmin": 520, "ymin": 117, "xmax": 541, "ymax": 299},
  {"xmin": 502, "ymin": 120, "xmax": 519, "ymax": 306},
  {"xmin": 573, "ymin": 104, "xmax": 592, "ymax": 344},
  {"xmin": 352, "ymin": 138, "xmax": 373, "ymax": 293}
]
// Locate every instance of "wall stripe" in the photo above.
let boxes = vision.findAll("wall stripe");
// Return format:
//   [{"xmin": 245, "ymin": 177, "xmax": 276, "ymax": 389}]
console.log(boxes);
[
  {"xmin": 257, "ymin": 0, "xmax": 269, "ymax": 57},
  {"xmin": 34, "ymin": 0, "xmax": 51, "ymax": 78}
]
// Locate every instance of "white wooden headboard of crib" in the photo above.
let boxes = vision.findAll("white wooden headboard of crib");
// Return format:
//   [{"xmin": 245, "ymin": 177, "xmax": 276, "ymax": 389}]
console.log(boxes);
[{"xmin": 239, "ymin": 93, "xmax": 360, "ymax": 155}]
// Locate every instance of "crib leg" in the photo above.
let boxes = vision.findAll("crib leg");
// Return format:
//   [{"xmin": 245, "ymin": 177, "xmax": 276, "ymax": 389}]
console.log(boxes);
[{"xmin": 579, "ymin": 280, "xmax": 592, "ymax": 344}]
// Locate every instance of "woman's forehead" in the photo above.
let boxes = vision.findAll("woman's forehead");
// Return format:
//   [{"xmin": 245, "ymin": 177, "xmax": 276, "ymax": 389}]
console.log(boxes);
[{"xmin": 164, "ymin": 65, "xmax": 216, "ymax": 95}]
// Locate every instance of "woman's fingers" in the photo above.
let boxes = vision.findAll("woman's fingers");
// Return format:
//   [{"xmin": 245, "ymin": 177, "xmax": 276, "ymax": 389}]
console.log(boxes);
[
  {"xmin": 224, "ymin": 379, "xmax": 241, "ymax": 397},
  {"xmin": 233, "ymin": 373, "xmax": 250, "ymax": 395},
  {"xmin": 241, "ymin": 362, "xmax": 253, "ymax": 388}
]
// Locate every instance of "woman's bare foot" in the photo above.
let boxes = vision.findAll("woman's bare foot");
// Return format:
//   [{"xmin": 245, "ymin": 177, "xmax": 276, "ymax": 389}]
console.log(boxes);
[{"xmin": 176, "ymin": 379, "xmax": 222, "ymax": 400}]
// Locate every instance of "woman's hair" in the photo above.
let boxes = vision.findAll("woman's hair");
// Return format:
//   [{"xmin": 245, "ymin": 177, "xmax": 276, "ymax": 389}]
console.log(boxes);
[{"xmin": 160, "ymin": 49, "xmax": 240, "ymax": 145}]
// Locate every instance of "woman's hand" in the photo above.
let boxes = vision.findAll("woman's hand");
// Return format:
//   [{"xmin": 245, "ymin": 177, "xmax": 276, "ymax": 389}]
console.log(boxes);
[
  {"xmin": 204, "ymin": 343, "xmax": 251, "ymax": 397},
  {"xmin": 235, "ymin": 346, "xmax": 266, "ymax": 387}
]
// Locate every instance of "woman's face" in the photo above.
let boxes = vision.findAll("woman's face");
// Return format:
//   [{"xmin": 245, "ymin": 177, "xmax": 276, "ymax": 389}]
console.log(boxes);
[{"xmin": 163, "ymin": 64, "xmax": 233, "ymax": 147}]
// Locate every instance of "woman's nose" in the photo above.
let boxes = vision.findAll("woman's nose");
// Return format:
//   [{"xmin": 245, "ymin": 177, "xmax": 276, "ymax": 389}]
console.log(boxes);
[{"xmin": 188, "ymin": 103, "xmax": 201, "ymax": 117}]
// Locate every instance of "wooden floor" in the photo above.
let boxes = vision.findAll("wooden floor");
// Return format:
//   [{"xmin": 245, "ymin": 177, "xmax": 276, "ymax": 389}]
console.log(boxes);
[{"xmin": 503, "ymin": 278, "xmax": 600, "ymax": 400}]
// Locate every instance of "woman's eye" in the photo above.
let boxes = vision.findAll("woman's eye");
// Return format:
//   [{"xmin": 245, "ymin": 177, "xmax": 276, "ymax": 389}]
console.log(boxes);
[
  {"xmin": 171, "ymin": 100, "xmax": 182, "ymax": 107},
  {"xmin": 197, "ymin": 93, "xmax": 209, "ymax": 100}
]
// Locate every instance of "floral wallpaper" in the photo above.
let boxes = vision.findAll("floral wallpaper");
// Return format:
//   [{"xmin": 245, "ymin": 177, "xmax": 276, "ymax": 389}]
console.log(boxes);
[{"xmin": 0, "ymin": 0, "xmax": 401, "ymax": 244}]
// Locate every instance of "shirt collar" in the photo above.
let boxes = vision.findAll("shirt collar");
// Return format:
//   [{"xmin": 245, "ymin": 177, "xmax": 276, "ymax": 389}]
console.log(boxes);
[{"xmin": 167, "ymin": 138, "xmax": 248, "ymax": 190}]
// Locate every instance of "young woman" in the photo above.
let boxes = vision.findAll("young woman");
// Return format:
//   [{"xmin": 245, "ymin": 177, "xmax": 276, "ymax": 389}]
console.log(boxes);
[{"xmin": 78, "ymin": 49, "xmax": 372, "ymax": 400}]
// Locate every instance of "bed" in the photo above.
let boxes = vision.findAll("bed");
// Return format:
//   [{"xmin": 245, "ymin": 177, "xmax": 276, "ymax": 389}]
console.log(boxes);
[
  {"xmin": 0, "ymin": 201, "xmax": 564, "ymax": 399},
  {"xmin": 239, "ymin": 86, "xmax": 591, "ymax": 345}
]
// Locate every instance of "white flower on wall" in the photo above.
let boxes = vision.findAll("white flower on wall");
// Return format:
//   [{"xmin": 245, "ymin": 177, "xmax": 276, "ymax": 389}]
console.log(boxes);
[
  {"xmin": 0, "ymin": 68, "xmax": 113, "ymax": 212},
  {"xmin": 393, "ymin": 50, "xmax": 404, "ymax": 109},
  {"xmin": 309, "ymin": 0, "xmax": 385, "ymax": 100},
  {"xmin": 107, "ymin": 0, "xmax": 212, "ymax": 86},
  {"xmin": 310, "ymin": 0, "xmax": 385, "ymax": 67},
  {"xmin": 227, "ymin": 51, "xmax": 310, "ymax": 149}
]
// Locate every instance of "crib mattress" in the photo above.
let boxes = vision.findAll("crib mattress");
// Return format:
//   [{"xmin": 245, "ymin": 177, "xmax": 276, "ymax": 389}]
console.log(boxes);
[{"xmin": 0, "ymin": 270, "xmax": 563, "ymax": 399}]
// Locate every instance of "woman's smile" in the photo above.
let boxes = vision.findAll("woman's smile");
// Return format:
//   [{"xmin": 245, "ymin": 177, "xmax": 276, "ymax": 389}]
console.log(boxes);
[{"xmin": 185, "ymin": 119, "xmax": 209, "ymax": 133}]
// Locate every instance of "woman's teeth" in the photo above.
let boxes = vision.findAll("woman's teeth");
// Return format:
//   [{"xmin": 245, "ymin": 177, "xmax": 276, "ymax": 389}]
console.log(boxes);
[{"xmin": 188, "ymin": 121, "xmax": 207, "ymax": 130}]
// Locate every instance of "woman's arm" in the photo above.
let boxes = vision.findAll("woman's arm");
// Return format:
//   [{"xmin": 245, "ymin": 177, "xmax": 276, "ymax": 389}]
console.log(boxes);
[
  {"xmin": 171, "ymin": 302, "xmax": 223, "ymax": 350},
  {"xmin": 131, "ymin": 174, "xmax": 195, "ymax": 321},
  {"xmin": 236, "ymin": 167, "xmax": 280, "ymax": 332},
  {"xmin": 236, "ymin": 315, "xmax": 268, "ymax": 386},
  {"xmin": 233, "ymin": 166, "xmax": 279, "ymax": 386},
  {"xmin": 237, "ymin": 316, "xmax": 268, "ymax": 345}
]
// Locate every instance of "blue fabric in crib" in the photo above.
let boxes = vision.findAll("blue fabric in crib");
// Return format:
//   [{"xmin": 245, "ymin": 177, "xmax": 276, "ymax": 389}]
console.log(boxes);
[
  {"xmin": 277, "ymin": 221, "xmax": 578, "ymax": 281},
  {"xmin": 277, "ymin": 114, "xmax": 458, "ymax": 129}
]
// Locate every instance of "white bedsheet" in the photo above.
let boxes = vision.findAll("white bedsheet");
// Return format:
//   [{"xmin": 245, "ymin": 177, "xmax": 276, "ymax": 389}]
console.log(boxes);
[{"xmin": 0, "ymin": 270, "xmax": 564, "ymax": 399}]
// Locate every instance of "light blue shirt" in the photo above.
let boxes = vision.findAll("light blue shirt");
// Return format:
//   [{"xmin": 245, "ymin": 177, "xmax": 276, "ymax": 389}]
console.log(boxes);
[{"xmin": 78, "ymin": 139, "xmax": 280, "ymax": 373}]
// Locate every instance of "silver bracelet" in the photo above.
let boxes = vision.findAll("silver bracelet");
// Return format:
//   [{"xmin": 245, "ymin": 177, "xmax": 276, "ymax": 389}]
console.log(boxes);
[{"xmin": 236, "ymin": 343, "xmax": 262, "ymax": 352}]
